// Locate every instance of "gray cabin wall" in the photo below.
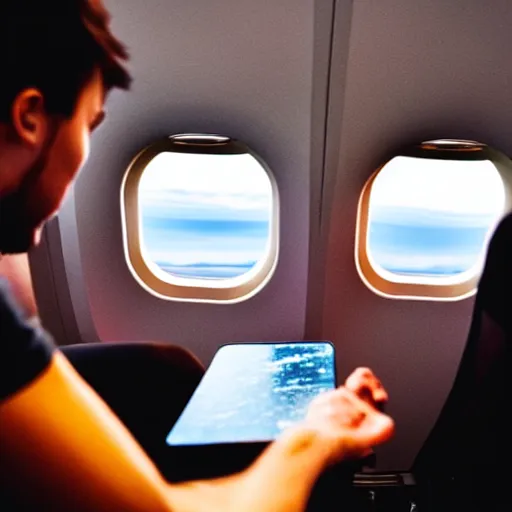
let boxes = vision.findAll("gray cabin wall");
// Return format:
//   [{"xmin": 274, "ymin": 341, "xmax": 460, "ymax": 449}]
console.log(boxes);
[
  {"xmin": 49, "ymin": 0, "xmax": 317, "ymax": 363},
  {"xmin": 319, "ymin": 0, "xmax": 512, "ymax": 470},
  {"xmin": 28, "ymin": 0, "xmax": 512, "ymax": 471}
]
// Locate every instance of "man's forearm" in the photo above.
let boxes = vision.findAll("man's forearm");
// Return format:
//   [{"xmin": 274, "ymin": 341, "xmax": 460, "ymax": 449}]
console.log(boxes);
[
  {"xmin": 243, "ymin": 426, "xmax": 331, "ymax": 510},
  {"xmin": 167, "ymin": 426, "xmax": 331, "ymax": 512}
]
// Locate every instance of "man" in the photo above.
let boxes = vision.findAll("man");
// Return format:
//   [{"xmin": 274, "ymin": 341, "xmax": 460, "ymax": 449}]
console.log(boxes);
[{"xmin": 0, "ymin": 1, "xmax": 395, "ymax": 510}]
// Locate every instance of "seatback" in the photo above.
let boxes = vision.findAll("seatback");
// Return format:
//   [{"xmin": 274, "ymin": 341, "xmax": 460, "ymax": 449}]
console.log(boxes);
[
  {"xmin": 62, "ymin": 341, "xmax": 205, "ymax": 472},
  {"xmin": 412, "ymin": 212, "xmax": 511, "ymax": 507}
]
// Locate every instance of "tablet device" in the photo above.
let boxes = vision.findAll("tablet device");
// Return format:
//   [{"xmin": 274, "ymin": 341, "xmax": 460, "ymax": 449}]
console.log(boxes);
[
  {"xmin": 166, "ymin": 341, "xmax": 336, "ymax": 447},
  {"xmin": 163, "ymin": 341, "xmax": 336, "ymax": 481},
  {"xmin": 161, "ymin": 341, "xmax": 363, "ymax": 492},
  {"xmin": 167, "ymin": 342, "xmax": 336, "ymax": 446}
]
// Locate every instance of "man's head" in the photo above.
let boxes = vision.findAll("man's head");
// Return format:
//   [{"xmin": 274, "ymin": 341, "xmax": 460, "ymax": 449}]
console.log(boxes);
[{"xmin": 0, "ymin": 0, "xmax": 131, "ymax": 254}]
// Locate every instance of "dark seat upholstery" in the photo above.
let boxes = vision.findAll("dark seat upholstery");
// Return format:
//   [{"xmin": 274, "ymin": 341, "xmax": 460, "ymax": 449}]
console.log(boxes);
[
  {"xmin": 413, "ymin": 213, "xmax": 512, "ymax": 511},
  {"xmin": 61, "ymin": 341, "xmax": 205, "ymax": 472}
]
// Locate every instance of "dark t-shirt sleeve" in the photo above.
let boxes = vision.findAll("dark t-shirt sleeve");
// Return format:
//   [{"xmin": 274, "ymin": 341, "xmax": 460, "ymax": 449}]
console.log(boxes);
[{"xmin": 0, "ymin": 278, "xmax": 55, "ymax": 402}]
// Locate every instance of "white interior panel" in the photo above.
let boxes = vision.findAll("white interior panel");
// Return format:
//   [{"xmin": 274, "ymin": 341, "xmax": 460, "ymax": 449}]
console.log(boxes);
[
  {"xmin": 27, "ymin": 0, "xmax": 512, "ymax": 471},
  {"xmin": 321, "ymin": 0, "xmax": 512, "ymax": 470},
  {"xmin": 51, "ymin": 0, "xmax": 316, "ymax": 363}
]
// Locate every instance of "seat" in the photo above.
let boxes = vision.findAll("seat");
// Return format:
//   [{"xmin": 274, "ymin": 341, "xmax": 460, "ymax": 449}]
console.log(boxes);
[
  {"xmin": 412, "ymin": 212, "xmax": 512, "ymax": 511},
  {"xmin": 61, "ymin": 341, "xmax": 205, "ymax": 472}
]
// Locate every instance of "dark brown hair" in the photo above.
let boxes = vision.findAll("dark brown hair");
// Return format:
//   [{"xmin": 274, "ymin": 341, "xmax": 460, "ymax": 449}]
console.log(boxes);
[{"xmin": 0, "ymin": 0, "xmax": 132, "ymax": 121}]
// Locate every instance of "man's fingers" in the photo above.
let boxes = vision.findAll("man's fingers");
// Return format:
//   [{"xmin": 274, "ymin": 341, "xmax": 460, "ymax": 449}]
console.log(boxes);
[
  {"xmin": 320, "ymin": 388, "xmax": 395, "ymax": 456},
  {"xmin": 337, "ymin": 388, "xmax": 395, "ymax": 442},
  {"xmin": 327, "ymin": 387, "xmax": 384, "ymax": 417},
  {"xmin": 342, "ymin": 413, "xmax": 395, "ymax": 458},
  {"xmin": 344, "ymin": 367, "xmax": 388, "ymax": 406},
  {"xmin": 315, "ymin": 387, "xmax": 391, "ymax": 424},
  {"xmin": 305, "ymin": 384, "xmax": 395, "ymax": 464},
  {"xmin": 320, "ymin": 387, "xmax": 394, "ymax": 439}
]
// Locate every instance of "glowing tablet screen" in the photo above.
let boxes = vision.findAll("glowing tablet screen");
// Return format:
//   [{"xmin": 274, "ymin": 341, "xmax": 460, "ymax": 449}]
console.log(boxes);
[{"xmin": 166, "ymin": 342, "xmax": 335, "ymax": 445}]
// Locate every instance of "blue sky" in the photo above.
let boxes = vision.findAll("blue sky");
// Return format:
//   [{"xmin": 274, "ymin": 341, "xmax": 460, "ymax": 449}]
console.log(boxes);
[
  {"xmin": 138, "ymin": 152, "xmax": 273, "ymax": 277},
  {"xmin": 367, "ymin": 156, "xmax": 505, "ymax": 277},
  {"xmin": 138, "ymin": 152, "xmax": 505, "ymax": 281}
]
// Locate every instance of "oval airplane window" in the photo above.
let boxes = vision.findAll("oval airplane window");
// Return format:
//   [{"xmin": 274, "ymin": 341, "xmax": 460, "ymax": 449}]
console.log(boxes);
[
  {"xmin": 121, "ymin": 134, "xmax": 279, "ymax": 303},
  {"xmin": 356, "ymin": 140, "xmax": 511, "ymax": 301}
]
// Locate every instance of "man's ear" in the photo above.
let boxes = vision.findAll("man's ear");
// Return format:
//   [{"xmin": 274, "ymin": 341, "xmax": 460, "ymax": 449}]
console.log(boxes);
[{"xmin": 10, "ymin": 89, "xmax": 48, "ymax": 149}]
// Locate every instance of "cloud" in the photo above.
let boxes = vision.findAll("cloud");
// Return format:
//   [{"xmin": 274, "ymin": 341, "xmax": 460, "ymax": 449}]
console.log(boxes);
[
  {"xmin": 369, "ymin": 205, "xmax": 499, "ymax": 228},
  {"xmin": 140, "ymin": 188, "xmax": 271, "ymax": 222},
  {"xmin": 371, "ymin": 156, "xmax": 505, "ymax": 216}
]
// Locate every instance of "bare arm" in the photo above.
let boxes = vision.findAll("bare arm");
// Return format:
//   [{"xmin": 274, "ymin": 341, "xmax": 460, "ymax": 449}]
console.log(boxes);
[
  {"xmin": 166, "ymin": 427, "xmax": 331, "ymax": 512},
  {"xmin": 0, "ymin": 351, "xmax": 174, "ymax": 511},
  {"xmin": 0, "ymin": 351, "xmax": 393, "ymax": 511},
  {"xmin": 168, "ymin": 373, "xmax": 394, "ymax": 512}
]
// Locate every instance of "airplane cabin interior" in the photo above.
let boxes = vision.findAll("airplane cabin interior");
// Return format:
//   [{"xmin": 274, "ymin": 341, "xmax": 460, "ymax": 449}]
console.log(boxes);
[{"xmin": 1, "ymin": 1, "xmax": 511, "ymax": 510}]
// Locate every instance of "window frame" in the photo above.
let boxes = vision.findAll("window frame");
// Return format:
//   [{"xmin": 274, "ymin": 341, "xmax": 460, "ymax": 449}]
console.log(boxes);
[
  {"xmin": 121, "ymin": 134, "xmax": 280, "ymax": 303},
  {"xmin": 355, "ymin": 141, "xmax": 507, "ymax": 301}
]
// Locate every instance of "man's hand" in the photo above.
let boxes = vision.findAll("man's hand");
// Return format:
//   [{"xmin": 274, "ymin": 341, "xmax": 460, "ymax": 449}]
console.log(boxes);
[
  {"xmin": 303, "ymin": 367, "xmax": 394, "ymax": 464},
  {"xmin": 345, "ymin": 366, "xmax": 388, "ymax": 409},
  {"xmin": 169, "ymin": 367, "xmax": 394, "ymax": 512}
]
